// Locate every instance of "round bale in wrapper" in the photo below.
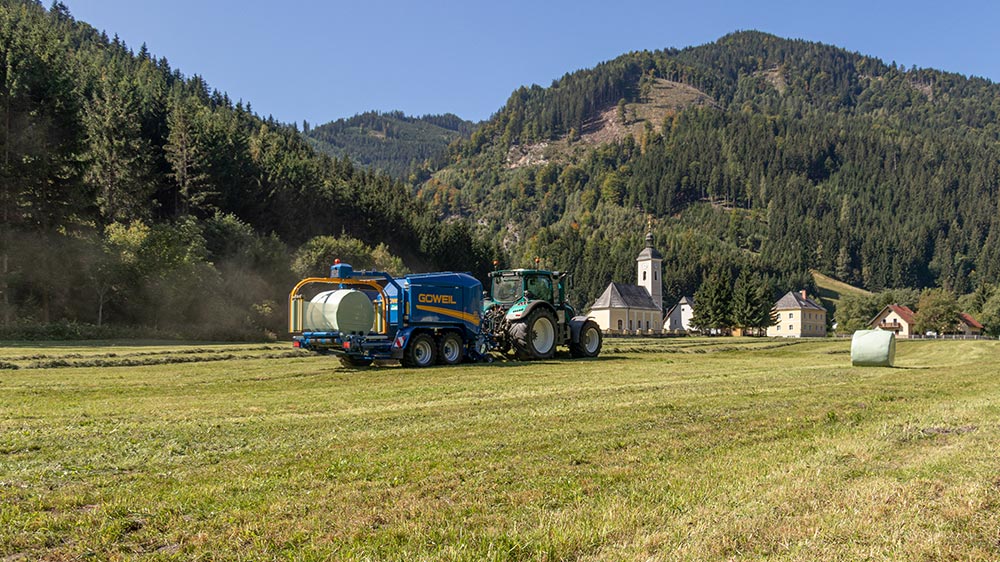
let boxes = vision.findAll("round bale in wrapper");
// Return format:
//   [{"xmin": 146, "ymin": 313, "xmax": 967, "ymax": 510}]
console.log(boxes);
[
  {"xmin": 851, "ymin": 329, "xmax": 895, "ymax": 367},
  {"xmin": 307, "ymin": 289, "xmax": 375, "ymax": 335}
]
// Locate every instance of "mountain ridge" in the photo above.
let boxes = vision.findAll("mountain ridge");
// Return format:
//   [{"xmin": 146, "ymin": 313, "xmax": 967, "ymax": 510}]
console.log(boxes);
[
  {"xmin": 304, "ymin": 110, "xmax": 477, "ymax": 179},
  {"xmin": 417, "ymin": 30, "xmax": 1000, "ymax": 310}
]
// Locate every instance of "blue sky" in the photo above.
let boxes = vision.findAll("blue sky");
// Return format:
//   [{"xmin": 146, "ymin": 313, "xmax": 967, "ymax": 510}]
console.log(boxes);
[{"xmin": 66, "ymin": 0, "xmax": 1000, "ymax": 125}]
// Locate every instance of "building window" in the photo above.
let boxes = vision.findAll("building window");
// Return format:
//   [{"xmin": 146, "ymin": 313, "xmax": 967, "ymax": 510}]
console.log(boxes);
[
  {"xmin": 777, "ymin": 325, "xmax": 781, "ymax": 331},
  {"xmin": 646, "ymin": 321, "xmax": 650, "ymax": 330},
  {"xmin": 629, "ymin": 320, "xmax": 633, "ymax": 330},
  {"xmin": 617, "ymin": 319, "xmax": 623, "ymax": 330},
  {"xmin": 788, "ymin": 312, "xmax": 793, "ymax": 319},
  {"xmin": 654, "ymin": 271, "xmax": 658, "ymax": 280},
  {"xmin": 788, "ymin": 325, "xmax": 793, "ymax": 331},
  {"xmin": 642, "ymin": 271, "xmax": 647, "ymax": 281}
]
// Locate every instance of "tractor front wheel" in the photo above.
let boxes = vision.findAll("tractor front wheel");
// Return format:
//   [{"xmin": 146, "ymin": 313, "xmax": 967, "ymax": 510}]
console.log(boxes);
[
  {"xmin": 511, "ymin": 308, "xmax": 557, "ymax": 360},
  {"xmin": 570, "ymin": 320, "xmax": 603, "ymax": 358}
]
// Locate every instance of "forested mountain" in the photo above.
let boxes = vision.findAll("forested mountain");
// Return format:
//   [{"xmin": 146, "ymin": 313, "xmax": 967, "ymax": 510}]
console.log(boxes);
[
  {"xmin": 305, "ymin": 111, "xmax": 476, "ymax": 179},
  {"xmin": 422, "ymin": 31, "xmax": 1000, "ymax": 316},
  {"xmin": 0, "ymin": 0, "xmax": 492, "ymax": 338},
  {"xmin": 5, "ymin": 0, "xmax": 1000, "ymax": 339}
]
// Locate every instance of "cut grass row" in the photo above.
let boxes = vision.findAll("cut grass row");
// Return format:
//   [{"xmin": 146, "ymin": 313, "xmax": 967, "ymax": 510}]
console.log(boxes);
[{"xmin": 2, "ymin": 338, "xmax": 999, "ymax": 560}]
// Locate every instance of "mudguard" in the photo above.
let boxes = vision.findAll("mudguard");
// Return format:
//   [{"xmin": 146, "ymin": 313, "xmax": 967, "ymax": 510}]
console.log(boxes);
[
  {"xmin": 505, "ymin": 300, "xmax": 557, "ymax": 323},
  {"xmin": 569, "ymin": 315, "xmax": 593, "ymax": 343},
  {"xmin": 390, "ymin": 326, "xmax": 419, "ymax": 360}
]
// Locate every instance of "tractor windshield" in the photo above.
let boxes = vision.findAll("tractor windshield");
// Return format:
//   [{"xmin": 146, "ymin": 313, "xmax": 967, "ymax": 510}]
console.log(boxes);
[{"xmin": 492, "ymin": 276, "xmax": 522, "ymax": 303}]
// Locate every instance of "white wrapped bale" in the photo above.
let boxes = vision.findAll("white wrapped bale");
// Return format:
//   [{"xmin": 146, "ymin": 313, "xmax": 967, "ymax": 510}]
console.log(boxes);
[
  {"xmin": 851, "ymin": 329, "xmax": 895, "ymax": 367},
  {"xmin": 306, "ymin": 289, "xmax": 374, "ymax": 334}
]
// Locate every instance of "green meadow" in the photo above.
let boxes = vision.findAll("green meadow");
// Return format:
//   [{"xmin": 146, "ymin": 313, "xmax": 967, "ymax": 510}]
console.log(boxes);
[{"xmin": 1, "ymin": 338, "xmax": 998, "ymax": 560}]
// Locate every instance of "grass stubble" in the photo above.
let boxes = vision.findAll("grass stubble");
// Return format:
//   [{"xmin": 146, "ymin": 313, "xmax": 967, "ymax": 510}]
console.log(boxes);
[{"xmin": 1, "ymin": 338, "xmax": 998, "ymax": 560}]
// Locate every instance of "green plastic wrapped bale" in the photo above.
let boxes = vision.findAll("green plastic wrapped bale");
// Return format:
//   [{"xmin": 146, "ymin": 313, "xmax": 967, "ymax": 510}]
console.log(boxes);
[{"xmin": 851, "ymin": 329, "xmax": 896, "ymax": 367}]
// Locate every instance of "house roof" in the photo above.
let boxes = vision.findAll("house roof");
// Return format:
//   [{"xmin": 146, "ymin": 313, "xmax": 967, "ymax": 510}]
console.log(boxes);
[
  {"xmin": 959, "ymin": 312, "xmax": 983, "ymax": 330},
  {"xmin": 591, "ymin": 282, "xmax": 659, "ymax": 311},
  {"xmin": 869, "ymin": 304, "xmax": 916, "ymax": 327},
  {"xmin": 773, "ymin": 291, "xmax": 825, "ymax": 311}
]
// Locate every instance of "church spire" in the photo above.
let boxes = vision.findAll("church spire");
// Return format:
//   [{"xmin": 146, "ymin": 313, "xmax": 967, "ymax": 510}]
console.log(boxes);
[{"xmin": 636, "ymin": 220, "xmax": 663, "ymax": 312}]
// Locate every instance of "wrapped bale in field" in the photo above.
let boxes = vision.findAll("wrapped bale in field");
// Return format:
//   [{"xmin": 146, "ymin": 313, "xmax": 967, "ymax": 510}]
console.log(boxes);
[
  {"xmin": 851, "ymin": 329, "xmax": 895, "ymax": 367},
  {"xmin": 306, "ymin": 289, "xmax": 375, "ymax": 334}
]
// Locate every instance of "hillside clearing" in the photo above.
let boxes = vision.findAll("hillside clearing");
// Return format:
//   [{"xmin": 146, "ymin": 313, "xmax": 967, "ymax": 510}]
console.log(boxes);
[
  {"xmin": 506, "ymin": 79, "xmax": 715, "ymax": 168},
  {"xmin": 2, "ymin": 338, "xmax": 999, "ymax": 560},
  {"xmin": 812, "ymin": 269, "xmax": 872, "ymax": 315}
]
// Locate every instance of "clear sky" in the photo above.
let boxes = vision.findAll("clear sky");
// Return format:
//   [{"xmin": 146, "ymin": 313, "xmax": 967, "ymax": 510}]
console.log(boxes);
[{"xmin": 65, "ymin": 0, "xmax": 1000, "ymax": 126}]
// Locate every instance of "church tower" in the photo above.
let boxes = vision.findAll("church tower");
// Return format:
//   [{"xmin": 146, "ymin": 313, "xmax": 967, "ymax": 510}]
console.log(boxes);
[{"xmin": 636, "ymin": 230, "xmax": 663, "ymax": 312}]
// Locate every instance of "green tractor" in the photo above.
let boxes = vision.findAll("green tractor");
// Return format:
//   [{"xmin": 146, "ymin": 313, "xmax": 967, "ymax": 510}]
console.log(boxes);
[{"xmin": 482, "ymin": 268, "xmax": 603, "ymax": 360}]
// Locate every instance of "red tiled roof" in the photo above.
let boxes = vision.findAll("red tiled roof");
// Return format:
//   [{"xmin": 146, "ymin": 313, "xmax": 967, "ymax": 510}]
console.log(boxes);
[
  {"xmin": 887, "ymin": 304, "xmax": 916, "ymax": 324},
  {"xmin": 959, "ymin": 312, "xmax": 983, "ymax": 330}
]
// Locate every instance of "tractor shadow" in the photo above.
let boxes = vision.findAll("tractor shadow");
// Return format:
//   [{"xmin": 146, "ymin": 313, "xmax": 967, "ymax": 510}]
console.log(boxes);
[{"xmin": 479, "ymin": 354, "xmax": 620, "ymax": 367}]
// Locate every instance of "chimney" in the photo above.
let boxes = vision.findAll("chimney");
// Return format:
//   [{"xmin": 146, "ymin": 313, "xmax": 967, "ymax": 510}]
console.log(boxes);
[{"xmin": 800, "ymin": 290, "xmax": 807, "ymax": 300}]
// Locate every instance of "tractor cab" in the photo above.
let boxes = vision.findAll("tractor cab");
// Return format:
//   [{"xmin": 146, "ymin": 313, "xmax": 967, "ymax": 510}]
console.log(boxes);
[{"xmin": 486, "ymin": 269, "xmax": 567, "ymax": 310}]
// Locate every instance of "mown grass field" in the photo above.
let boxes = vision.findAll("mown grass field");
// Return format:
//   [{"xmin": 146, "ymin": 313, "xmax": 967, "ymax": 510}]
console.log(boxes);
[{"xmin": 2, "ymin": 337, "xmax": 999, "ymax": 560}]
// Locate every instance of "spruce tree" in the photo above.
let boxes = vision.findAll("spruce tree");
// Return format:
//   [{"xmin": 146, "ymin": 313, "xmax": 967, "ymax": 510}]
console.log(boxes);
[{"xmin": 691, "ymin": 267, "xmax": 732, "ymax": 334}]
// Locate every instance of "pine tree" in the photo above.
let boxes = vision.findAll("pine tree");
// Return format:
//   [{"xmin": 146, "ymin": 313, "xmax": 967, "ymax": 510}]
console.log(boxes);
[
  {"xmin": 164, "ymin": 90, "xmax": 212, "ymax": 216},
  {"xmin": 83, "ymin": 70, "xmax": 155, "ymax": 223},
  {"xmin": 690, "ymin": 267, "xmax": 732, "ymax": 334},
  {"xmin": 730, "ymin": 269, "xmax": 755, "ymax": 332}
]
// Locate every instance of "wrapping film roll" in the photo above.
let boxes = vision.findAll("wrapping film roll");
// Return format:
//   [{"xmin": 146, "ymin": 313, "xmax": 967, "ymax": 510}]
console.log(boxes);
[{"xmin": 851, "ymin": 329, "xmax": 895, "ymax": 367}]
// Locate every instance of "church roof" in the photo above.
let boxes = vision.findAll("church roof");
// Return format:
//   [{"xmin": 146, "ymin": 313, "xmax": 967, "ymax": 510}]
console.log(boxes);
[{"xmin": 591, "ymin": 282, "xmax": 659, "ymax": 311}]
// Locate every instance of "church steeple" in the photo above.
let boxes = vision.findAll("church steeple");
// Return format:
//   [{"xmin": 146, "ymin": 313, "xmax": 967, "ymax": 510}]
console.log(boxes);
[{"xmin": 636, "ymin": 221, "xmax": 663, "ymax": 312}]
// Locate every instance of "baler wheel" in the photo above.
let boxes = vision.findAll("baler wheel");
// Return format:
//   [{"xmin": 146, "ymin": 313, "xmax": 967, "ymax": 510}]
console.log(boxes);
[
  {"xmin": 403, "ymin": 333, "xmax": 437, "ymax": 368},
  {"xmin": 438, "ymin": 332, "xmax": 464, "ymax": 365}
]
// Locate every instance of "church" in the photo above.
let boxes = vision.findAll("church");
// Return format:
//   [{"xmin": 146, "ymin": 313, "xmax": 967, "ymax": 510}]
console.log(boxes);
[{"xmin": 588, "ymin": 232, "xmax": 663, "ymax": 334}]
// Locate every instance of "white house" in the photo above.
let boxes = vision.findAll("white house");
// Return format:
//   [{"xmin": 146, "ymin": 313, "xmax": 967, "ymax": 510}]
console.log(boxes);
[
  {"xmin": 868, "ymin": 304, "xmax": 916, "ymax": 338},
  {"xmin": 663, "ymin": 296, "xmax": 695, "ymax": 332}
]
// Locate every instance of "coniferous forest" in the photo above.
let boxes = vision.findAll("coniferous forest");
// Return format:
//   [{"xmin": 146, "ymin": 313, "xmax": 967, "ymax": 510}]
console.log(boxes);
[
  {"xmin": 4, "ymin": 0, "xmax": 1000, "ymax": 338},
  {"xmin": 0, "ymin": 1, "xmax": 492, "ymax": 339},
  {"xmin": 422, "ymin": 32, "xmax": 1000, "ymax": 332},
  {"xmin": 304, "ymin": 111, "xmax": 476, "ymax": 180}
]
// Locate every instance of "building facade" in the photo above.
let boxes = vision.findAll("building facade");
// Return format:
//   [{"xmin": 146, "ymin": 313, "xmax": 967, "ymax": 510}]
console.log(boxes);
[
  {"xmin": 868, "ymin": 304, "xmax": 916, "ymax": 338},
  {"xmin": 589, "ymin": 232, "xmax": 663, "ymax": 334},
  {"xmin": 956, "ymin": 313, "xmax": 984, "ymax": 336},
  {"xmin": 766, "ymin": 290, "xmax": 827, "ymax": 338},
  {"xmin": 663, "ymin": 296, "xmax": 695, "ymax": 332}
]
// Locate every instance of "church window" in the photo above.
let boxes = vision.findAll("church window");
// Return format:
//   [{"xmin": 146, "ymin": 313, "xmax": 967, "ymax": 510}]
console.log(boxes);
[
  {"xmin": 617, "ymin": 319, "xmax": 623, "ymax": 330},
  {"xmin": 642, "ymin": 271, "xmax": 646, "ymax": 281}
]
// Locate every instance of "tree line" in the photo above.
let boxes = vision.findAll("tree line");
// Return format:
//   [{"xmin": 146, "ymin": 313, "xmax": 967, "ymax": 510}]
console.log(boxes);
[{"xmin": 0, "ymin": 1, "xmax": 495, "ymax": 339}]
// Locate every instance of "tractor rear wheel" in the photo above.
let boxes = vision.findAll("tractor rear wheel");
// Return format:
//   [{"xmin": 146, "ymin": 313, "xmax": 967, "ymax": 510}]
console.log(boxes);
[
  {"xmin": 511, "ymin": 308, "xmax": 557, "ymax": 360},
  {"xmin": 438, "ymin": 332, "xmax": 464, "ymax": 365},
  {"xmin": 402, "ymin": 333, "xmax": 436, "ymax": 368},
  {"xmin": 570, "ymin": 320, "xmax": 603, "ymax": 358}
]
